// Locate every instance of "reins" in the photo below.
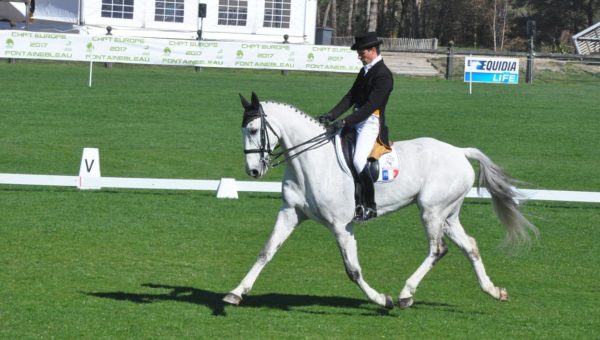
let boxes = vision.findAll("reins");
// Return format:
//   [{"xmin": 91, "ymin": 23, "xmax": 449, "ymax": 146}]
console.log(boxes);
[
  {"xmin": 269, "ymin": 130, "xmax": 333, "ymax": 167},
  {"xmin": 243, "ymin": 104, "xmax": 335, "ymax": 168}
]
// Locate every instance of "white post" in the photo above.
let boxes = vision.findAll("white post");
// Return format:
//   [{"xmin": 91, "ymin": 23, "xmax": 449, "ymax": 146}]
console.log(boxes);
[
  {"xmin": 89, "ymin": 61, "xmax": 93, "ymax": 88},
  {"xmin": 469, "ymin": 54, "xmax": 473, "ymax": 95}
]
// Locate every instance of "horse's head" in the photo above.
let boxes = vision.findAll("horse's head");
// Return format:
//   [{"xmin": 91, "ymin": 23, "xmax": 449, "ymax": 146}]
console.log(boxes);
[{"xmin": 240, "ymin": 92, "xmax": 279, "ymax": 178}]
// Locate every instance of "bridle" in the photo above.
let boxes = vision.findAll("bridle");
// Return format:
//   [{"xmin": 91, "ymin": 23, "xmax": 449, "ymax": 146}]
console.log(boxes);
[
  {"xmin": 243, "ymin": 104, "xmax": 280, "ymax": 168},
  {"xmin": 243, "ymin": 104, "xmax": 334, "ymax": 168}
]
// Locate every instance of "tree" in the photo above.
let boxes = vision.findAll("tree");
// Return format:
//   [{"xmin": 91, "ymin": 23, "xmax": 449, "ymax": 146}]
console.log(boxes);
[
  {"xmin": 327, "ymin": 0, "xmax": 599, "ymax": 50},
  {"xmin": 583, "ymin": 0, "xmax": 600, "ymax": 26},
  {"xmin": 332, "ymin": 0, "xmax": 338, "ymax": 33},
  {"xmin": 488, "ymin": 0, "xmax": 510, "ymax": 51},
  {"xmin": 368, "ymin": 0, "xmax": 379, "ymax": 31},
  {"xmin": 322, "ymin": 0, "xmax": 331, "ymax": 27},
  {"xmin": 347, "ymin": 0, "xmax": 355, "ymax": 34}
]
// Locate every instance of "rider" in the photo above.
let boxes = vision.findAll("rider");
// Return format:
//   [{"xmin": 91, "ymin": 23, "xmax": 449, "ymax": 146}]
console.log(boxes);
[{"xmin": 319, "ymin": 32, "xmax": 394, "ymax": 222}]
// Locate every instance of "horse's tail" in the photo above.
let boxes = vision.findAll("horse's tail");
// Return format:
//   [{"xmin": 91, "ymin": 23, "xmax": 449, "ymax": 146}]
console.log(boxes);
[{"xmin": 463, "ymin": 147, "xmax": 539, "ymax": 247}]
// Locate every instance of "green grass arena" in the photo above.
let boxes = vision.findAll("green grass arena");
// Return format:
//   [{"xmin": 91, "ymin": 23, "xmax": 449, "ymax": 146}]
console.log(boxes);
[{"xmin": 1, "ymin": 61, "xmax": 599, "ymax": 338}]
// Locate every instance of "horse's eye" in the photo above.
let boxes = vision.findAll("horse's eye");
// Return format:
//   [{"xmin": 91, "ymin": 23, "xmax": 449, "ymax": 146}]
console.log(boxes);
[{"xmin": 248, "ymin": 128, "xmax": 259, "ymax": 135}]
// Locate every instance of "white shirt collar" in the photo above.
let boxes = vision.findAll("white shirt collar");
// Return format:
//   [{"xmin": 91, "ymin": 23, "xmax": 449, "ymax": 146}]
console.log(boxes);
[{"xmin": 363, "ymin": 55, "xmax": 382, "ymax": 74}]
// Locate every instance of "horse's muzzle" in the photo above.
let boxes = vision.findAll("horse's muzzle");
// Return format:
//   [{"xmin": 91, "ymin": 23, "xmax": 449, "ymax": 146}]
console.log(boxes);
[{"xmin": 248, "ymin": 169, "xmax": 261, "ymax": 178}]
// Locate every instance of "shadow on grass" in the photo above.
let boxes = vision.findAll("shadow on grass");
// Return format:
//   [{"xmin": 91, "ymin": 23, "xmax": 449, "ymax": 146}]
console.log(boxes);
[{"xmin": 85, "ymin": 283, "xmax": 398, "ymax": 317}]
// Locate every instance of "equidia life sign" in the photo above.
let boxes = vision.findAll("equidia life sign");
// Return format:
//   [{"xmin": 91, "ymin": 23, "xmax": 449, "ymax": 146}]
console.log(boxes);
[{"xmin": 464, "ymin": 56, "xmax": 520, "ymax": 84}]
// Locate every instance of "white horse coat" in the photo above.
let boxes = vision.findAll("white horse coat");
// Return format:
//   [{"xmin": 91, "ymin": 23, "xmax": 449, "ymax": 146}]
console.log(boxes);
[{"xmin": 224, "ymin": 93, "xmax": 537, "ymax": 309}]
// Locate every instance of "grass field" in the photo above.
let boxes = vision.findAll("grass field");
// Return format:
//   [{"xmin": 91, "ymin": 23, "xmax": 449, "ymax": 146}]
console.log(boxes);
[{"xmin": 0, "ymin": 61, "xmax": 599, "ymax": 338}]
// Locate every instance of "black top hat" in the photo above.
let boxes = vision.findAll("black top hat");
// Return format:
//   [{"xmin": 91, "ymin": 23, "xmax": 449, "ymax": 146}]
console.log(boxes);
[{"xmin": 350, "ymin": 32, "xmax": 383, "ymax": 50}]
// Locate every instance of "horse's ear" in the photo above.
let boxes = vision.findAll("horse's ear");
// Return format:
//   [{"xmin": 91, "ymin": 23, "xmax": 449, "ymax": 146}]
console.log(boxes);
[
  {"xmin": 251, "ymin": 92, "xmax": 260, "ymax": 109},
  {"xmin": 239, "ymin": 93, "xmax": 251, "ymax": 110},
  {"xmin": 239, "ymin": 93, "xmax": 252, "ymax": 110}
]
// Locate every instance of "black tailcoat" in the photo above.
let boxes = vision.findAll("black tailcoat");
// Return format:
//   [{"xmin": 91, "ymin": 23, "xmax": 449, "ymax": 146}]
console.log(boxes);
[{"xmin": 328, "ymin": 59, "xmax": 394, "ymax": 146}]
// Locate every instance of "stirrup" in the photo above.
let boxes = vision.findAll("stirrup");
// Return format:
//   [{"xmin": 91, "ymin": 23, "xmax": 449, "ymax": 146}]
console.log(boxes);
[
  {"xmin": 353, "ymin": 205, "xmax": 364, "ymax": 222},
  {"xmin": 362, "ymin": 207, "xmax": 377, "ymax": 221},
  {"xmin": 353, "ymin": 205, "xmax": 377, "ymax": 222}
]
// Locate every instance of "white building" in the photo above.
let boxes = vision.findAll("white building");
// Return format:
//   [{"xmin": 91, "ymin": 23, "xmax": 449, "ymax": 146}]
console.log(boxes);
[{"xmin": 0, "ymin": 0, "xmax": 317, "ymax": 43}]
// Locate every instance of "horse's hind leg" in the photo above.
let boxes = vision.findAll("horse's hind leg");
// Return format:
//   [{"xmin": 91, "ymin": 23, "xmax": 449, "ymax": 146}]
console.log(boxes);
[
  {"xmin": 332, "ymin": 224, "xmax": 394, "ymax": 309},
  {"xmin": 444, "ymin": 213, "xmax": 508, "ymax": 301},
  {"xmin": 223, "ymin": 206, "xmax": 303, "ymax": 305},
  {"xmin": 398, "ymin": 209, "xmax": 448, "ymax": 309}
]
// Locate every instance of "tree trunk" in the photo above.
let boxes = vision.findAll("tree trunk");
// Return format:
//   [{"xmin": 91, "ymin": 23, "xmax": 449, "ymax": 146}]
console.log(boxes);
[
  {"xmin": 381, "ymin": 0, "xmax": 389, "ymax": 35},
  {"xmin": 332, "ymin": 0, "xmax": 337, "ymax": 34},
  {"xmin": 366, "ymin": 0, "xmax": 371, "ymax": 27},
  {"xmin": 500, "ymin": 0, "xmax": 508, "ymax": 51},
  {"xmin": 585, "ymin": 0, "xmax": 595, "ymax": 26},
  {"xmin": 492, "ymin": 0, "xmax": 497, "ymax": 51},
  {"xmin": 413, "ymin": 0, "xmax": 422, "ymax": 38},
  {"xmin": 368, "ymin": 0, "xmax": 378, "ymax": 32},
  {"xmin": 323, "ymin": 0, "xmax": 332, "ymax": 27},
  {"xmin": 347, "ymin": 0, "xmax": 354, "ymax": 35},
  {"xmin": 397, "ymin": 0, "xmax": 408, "ymax": 37}
]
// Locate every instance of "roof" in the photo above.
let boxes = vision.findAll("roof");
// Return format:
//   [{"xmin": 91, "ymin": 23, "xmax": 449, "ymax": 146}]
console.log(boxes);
[
  {"xmin": 0, "ymin": 1, "xmax": 28, "ymax": 23},
  {"xmin": 573, "ymin": 21, "xmax": 600, "ymax": 55}
]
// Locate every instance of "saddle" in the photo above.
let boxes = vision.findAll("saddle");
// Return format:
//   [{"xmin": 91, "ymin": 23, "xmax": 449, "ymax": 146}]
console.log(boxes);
[
  {"xmin": 340, "ymin": 128, "xmax": 399, "ymax": 222},
  {"xmin": 340, "ymin": 129, "xmax": 398, "ymax": 184}
]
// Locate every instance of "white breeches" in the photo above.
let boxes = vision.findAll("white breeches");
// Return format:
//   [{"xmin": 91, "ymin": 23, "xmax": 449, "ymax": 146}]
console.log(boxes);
[{"xmin": 353, "ymin": 114, "xmax": 380, "ymax": 173}]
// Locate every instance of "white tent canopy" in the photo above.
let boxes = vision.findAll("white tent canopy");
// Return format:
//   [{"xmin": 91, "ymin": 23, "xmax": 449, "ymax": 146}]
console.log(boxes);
[
  {"xmin": 0, "ymin": 0, "xmax": 78, "ymax": 25},
  {"xmin": 33, "ymin": 0, "xmax": 79, "ymax": 23},
  {"xmin": 0, "ymin": 1, "xmax": 28, "ymax": 23}
]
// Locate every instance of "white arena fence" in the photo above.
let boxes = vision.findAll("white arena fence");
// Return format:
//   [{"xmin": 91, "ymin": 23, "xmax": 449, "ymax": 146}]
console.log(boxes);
[
  {"xmin": 0, "ymin": 148, "xmax": 598, "ymax": 203},
  {"xmin": 1, "ymin": 172, "xmax": 599, "ymax": 203},
  {"xmin": 1, "ymin": 30, "xmax": 362, "ymax": 73}
]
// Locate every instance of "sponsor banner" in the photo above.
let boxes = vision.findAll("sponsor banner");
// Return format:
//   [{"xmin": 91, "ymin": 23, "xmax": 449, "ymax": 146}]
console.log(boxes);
[
  {"xmin": 229, "ymin": 42, "xmax": 297, "ymax": 70},
  {"xmin": 302, "ymin": 45, "xmax": 362, "ymax": 72},
  {"xmin": 2, "ymin": 31, "xmax": 86, "ymax": 61},
  {"xmin": 0, "ymin": 30, "xmax": 362, "ymax": 73},
  {"xmin": 464, "ymin": 56, "xmax": 519, "ymax": 84},
  {"xmin": 86, "ymin": 36, "xmax": 154, "ymax": 64}
]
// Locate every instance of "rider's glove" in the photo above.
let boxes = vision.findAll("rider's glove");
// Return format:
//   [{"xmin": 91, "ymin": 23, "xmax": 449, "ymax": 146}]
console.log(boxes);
[
  {"xmin": 318, "ymin": 113, "xmax": 333, "ymax": 125},
  {"xmin": 326, "ymin": 119, "xmax": 344, "ymax": 134}
]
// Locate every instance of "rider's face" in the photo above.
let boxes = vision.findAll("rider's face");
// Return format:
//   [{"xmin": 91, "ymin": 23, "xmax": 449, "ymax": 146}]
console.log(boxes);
[{"xmin": 357, "ymin": 47, "xmax": 377, "ymax": 65}]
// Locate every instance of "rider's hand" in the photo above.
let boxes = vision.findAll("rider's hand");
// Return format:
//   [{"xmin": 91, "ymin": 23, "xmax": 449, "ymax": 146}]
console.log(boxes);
[
  {"xmin": 326, "ymin": 120, "xmax": 344, "ymax": 134},
  {"xmin": 318, "ymin": 113, "xmax": 333, "ymax": 125}
]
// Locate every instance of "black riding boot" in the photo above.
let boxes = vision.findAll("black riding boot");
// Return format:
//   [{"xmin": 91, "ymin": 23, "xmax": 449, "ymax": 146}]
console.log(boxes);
[{"xmin": 354, "ymin": 165, "xmax": 377, "ymax": 222}]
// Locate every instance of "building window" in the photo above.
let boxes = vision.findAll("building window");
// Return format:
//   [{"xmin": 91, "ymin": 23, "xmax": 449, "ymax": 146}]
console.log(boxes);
[
  {"xmin": 263, "ymin": 0, "xmax": 290, "ymax": 28},
  {"xmin": 101, "ymin": 0, "xmax": 134, "ymax": 19},
  {"xmin": 218, "ymin": 0, "xmax": 247, "ymax": 26},
  {"xmin": 155, "ymin": 0, "xmax": 184, "ymax": 22}
]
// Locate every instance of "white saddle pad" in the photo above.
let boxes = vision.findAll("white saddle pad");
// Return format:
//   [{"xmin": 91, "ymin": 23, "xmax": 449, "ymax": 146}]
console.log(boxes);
[{"xmin": 334, "ymin": 136, "xmax": 399, "ymax": 183}]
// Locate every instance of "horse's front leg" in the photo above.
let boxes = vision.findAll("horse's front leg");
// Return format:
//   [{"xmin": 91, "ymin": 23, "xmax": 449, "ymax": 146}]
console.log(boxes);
[
  {"xmin": 331, "ymin": 223, "xmax": 394, "ymax": 309},
  {"xmin": 223, "ymin": 206, "xmax": 303, "ymax": 305}
]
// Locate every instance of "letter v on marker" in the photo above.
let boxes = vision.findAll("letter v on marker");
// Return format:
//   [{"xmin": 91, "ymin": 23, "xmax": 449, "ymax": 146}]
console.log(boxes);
[{"xmin": 85, "ymin": 159, "xmax": 95, "ymax": 173}]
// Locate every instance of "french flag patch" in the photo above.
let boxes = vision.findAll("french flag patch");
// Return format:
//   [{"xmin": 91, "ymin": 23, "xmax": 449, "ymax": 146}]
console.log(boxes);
[{"xmin": 382, "ymin": 169, "xmax": 389, "ymax": 181}]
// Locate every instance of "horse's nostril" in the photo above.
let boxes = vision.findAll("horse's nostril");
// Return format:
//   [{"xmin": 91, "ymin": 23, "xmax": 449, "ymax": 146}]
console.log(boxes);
[{"xmin": 250, "ymin": 169, "xmax": 259, "ymax": 177}]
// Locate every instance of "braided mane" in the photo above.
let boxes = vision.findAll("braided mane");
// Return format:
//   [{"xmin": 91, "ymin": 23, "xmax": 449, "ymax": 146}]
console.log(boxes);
[{"xmin": 263, "ymin": 101, "xmax": 325, "ymax": 128}]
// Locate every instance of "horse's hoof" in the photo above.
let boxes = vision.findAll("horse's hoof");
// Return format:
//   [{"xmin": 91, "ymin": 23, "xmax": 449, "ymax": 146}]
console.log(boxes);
[
  {"xmin": 498, "ymin": 287, "xmax": 509, "ymax": 301},
  {"xmin": 384, "ymin": 295, "xmax": 394, "ymax": 309},
  {"xmin": 223, "ymin": 293, "xmax": 242, "ymax": 305},
  {"xmin": 399, "ymin": 297, "xmax": 413, "ymax": 310}
]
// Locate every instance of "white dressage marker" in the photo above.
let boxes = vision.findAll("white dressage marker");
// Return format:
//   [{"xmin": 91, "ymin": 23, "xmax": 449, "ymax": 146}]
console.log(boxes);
[{"xmin": 78, "ymin": 147, "xmax": 101, "ymax": 190}]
